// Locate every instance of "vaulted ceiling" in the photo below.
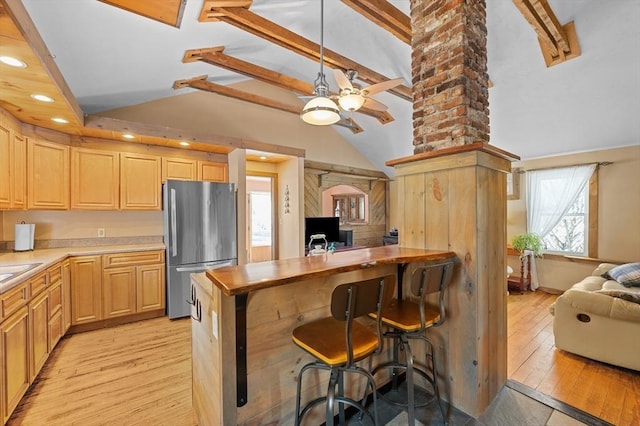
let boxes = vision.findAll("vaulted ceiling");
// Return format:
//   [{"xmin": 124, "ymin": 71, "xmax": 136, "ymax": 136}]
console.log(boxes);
[{"xmin": 1, "ymin": 0, "xmax": 638, "ymax": 174}]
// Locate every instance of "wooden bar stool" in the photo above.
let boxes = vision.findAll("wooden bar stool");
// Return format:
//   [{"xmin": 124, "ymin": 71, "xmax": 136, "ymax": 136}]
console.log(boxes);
[
  {"xmin": 370, "ymin": 260, "xmax": 454, "ymax": 425},
  {"xmin": 292, "ymin": 275, "xmax": 393, "ymax": 426}
]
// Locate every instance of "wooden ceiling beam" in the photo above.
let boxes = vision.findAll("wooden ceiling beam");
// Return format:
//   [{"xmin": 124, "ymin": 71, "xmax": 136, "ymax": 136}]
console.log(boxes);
[
  {"xmin": 513, "ymin": 0, "xmax": 580, "ymax": 67},
  {"xmin": 183, "ymin": 47, "xmax": 394, "ymax": 125},
  {"xmin": 173, "ymin": 75, "xmax": 363, "ymax": 134},
  {"xmin": 198, "ymin": 6, "xmax": 412, "ymax": 102},
  {"xmin": 340, "ymin": 0, "xmax": 411, "ymax": 45}
]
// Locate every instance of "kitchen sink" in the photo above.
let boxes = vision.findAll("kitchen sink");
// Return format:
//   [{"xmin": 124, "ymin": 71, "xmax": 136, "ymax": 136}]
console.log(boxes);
[{"xmin": 0, "ymin": 263, "xmax": 42, "ymax": 283}]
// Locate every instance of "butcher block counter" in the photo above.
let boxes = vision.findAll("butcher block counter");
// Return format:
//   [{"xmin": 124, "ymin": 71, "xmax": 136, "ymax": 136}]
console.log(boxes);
[{"xmin": 192, "ymin": 245, "xmax": 456, "ymax": 425}]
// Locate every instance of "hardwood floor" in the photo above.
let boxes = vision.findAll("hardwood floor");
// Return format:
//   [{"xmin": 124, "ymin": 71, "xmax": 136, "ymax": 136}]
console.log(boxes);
[
  {"xmin": 8, "ymin": 291, "xmax": 639, "ymax": 425},
  {"xmin": 508, "ymin": 291, "xmax": 640, "ymax": 426}
]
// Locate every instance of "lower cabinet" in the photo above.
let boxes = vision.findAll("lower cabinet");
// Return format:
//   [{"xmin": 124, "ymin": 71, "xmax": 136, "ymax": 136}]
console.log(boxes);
[
  {"xmin": 70, "ymin": 255, "xmax": 103, "ymax": 325},
  {"xmin": 28, "ymin": 291, "xmax": 49, "ymax": 383},
  {"xmin": 71, "ymin": 250, "xmax": 165, "ymax": 324},
  {"xmin": 0, "ymin": 306, "xmax": 29, "ymax": 425}
]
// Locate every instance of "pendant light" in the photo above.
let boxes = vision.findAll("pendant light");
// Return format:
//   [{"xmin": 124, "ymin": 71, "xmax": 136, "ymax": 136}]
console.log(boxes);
[{"xmin": 301, "ymin": 0, "xmax": 340, "ymax": 126}]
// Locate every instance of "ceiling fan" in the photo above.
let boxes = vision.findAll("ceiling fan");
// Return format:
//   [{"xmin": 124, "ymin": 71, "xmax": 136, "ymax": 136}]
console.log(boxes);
[{"xmin": 332, "ymin": 69, "xmax": 404, "ymax": 112}]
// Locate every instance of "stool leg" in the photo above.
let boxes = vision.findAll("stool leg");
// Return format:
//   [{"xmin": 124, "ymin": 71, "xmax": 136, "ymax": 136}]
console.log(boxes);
[
  {"xmin": 425, "ymin": 338, "xmax": 446, "ymax": 425},
  {"xmin": 338, "ymin": 370, "xmax": 346, "ymax": 425},
  {"xmin": 326, "ymin": 368, "xmax": 339, "ymax": 426},
  {"xmin": 403, "ymin": 335, "xmax": 416, "ymax": 426}
]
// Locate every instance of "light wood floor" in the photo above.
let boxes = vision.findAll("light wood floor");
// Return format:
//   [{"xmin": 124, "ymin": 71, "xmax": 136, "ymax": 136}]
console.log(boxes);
[
  {"xmin": 508, "ymin": 291, "xmax": 640, "ymax": 426},
  {"xmin": 8, "ymin": 292, "xmax": 640, "ymax": 425}
]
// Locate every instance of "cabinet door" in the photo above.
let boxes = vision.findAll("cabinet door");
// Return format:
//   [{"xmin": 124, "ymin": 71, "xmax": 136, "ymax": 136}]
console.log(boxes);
[
  {"xmin": 71, "ymin": 147, "xmax": 119, "ymax": 209},
  {"xmin": 136, "ymin": 264, "xmax": 165, "ymax": 312},
  {"xmin": 27, "ymin": 138, "xmax": 70, "ymax": 209},
  {"xmin": 197, "ymin": 160, "xmax": 228, "ymax": 182},
  {"xmin": 28, "ymin": 291, "xmax": 49, "ymax": 382},
  {"xmin": 120, "ymin": 152, "xmax": 161, "ymax": 210},
  {"xmin": 162, "ymin": 157, "xmax": 196, "ymax": 182},
  {"xmin": 62, "ymin": 260, "xmax": 71, "ymax": 333},
  {"xmin": 70, "ymin": 256, "xmax": 102, "ymax": 324},
  {"xmin": 0, "ymin": 306, "xmax": 29, "ymax": 424},
  {"xmin": 11, "ymin": 133, "xmax": 27, "ymax": 209},
  {"xmin": 48, "ymin": 279, "xmax": 63, "ymax": 351},
  {"xmin": 103, "ymin": 266, "xmax": 136, "ymax": 318},
  {"xmin": 0, "ymin": 122, "xmax": 10, "ymax": 209}
]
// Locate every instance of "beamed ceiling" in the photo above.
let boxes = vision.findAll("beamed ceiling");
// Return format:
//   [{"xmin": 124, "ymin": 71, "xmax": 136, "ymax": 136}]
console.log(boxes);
[{"xmin": 0, "ymin": 0, "xmax": 638, "ymax": 173}]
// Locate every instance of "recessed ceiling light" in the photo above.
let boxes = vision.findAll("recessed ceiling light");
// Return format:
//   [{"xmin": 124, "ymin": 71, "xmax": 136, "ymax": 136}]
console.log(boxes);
[
  {"xmin": 260, "ymin": 156, "xmax": 268, "ymax": 160},
  {"xmin": 122, "ymin": 133, "xmax": 135, "ymax": 139},
  {"xmin": 31, "ymin": 94, "xmax": 54, "ymax": 103},
  {"xmin": 51, "ymin": 117, "xmax": 69, "ymax": 124},
  {"xmin": 0, "ymin": 56, "xmax": 27, "ymax": 68},
  {"xmin": 179, "ymin": 141, "xmax": 190, "ymax": 146}
]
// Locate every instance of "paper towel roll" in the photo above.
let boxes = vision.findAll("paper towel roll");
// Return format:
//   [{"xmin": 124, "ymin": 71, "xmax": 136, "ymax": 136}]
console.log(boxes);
[{"xmin": 15, "ymin": 223, "xmax": 35, "ymax": 251}]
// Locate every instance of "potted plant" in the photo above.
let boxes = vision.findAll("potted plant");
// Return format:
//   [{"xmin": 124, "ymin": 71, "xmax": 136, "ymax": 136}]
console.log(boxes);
[{"xmin": 511, "ymin": 232, "xmax": 544, "ymax": 258}]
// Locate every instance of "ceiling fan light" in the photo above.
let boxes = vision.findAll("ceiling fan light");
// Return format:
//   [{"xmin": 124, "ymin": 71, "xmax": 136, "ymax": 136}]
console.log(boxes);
[
  {"xmin": 338, "ymin": 93, "xmax": 365, "ymax": 111},
  {"xmin": 301, "ymin": 96, "xmax": 340, "ymax": 125}
]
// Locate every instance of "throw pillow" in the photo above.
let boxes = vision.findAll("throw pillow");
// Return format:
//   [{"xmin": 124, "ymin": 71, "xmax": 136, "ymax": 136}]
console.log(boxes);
[
  {"xmin": 602, "ymin": 262, "xmax": 640, "ymax": 287},
  {"xmin": 596, "ymin": 289, "xmax": 640, "ymax": 305}
]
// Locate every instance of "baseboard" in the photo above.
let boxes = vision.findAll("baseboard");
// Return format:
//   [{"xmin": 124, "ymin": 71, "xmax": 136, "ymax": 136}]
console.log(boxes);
[{"xmin": 68, "ymin": 309, "xmax": 165, "ymax": 334}]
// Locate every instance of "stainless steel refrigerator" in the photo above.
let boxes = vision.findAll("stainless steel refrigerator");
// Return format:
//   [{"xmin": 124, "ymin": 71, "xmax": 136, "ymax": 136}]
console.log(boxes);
[{"xmin": 163, "ymin": 180, "xmax": 237, "ymax": 319}]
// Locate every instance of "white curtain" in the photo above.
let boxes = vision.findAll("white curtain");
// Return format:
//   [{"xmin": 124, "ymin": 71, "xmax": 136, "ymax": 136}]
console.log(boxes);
[{"xmin": 526, "ymin": 164, "xmax": 596, "ymax": 239}]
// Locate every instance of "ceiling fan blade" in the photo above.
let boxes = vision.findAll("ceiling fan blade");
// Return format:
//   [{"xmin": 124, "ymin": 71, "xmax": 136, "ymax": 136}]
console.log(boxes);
[
  {"xmin": 362, "ymin": 78, "xmax": 404, "ymax": 96},
  {"xmin": 362, "ymin": 97, "xmax": 388, "ymax": 112},
  {"xmin": 332, "ymin": 69, "xmax": 353, "ymax": 91}
]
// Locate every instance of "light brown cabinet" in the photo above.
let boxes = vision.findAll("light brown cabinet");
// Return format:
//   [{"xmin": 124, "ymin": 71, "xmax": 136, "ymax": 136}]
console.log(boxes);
[
  {"xmin": 47, "ymin": 263, "xmax": 64, "ymax": 350},
  {"xmin": 198, "ymin": 160, "xmax": 228, "ymax": 182},
  {"xmin": 120, "ymin": 152, "xmax": 161, "ymax": 210},
  {"xmin": 102, "ymin": 251, "xmax": 165, "ymax": 318},
  {"xmin": 0, "ymin": 123, "xmax": 26, "ymax": 210},
  {"xmin": 28, "ymin": 290, "xmax": 49, "ymax": 383},
  {"xmin": 71, "ymin": 147, "xmax": 119, "ymax": 210},
  {"xmin": 70, "ymin": 255, "xmax": 103, "ymax": 325},
  {"xmin": 162, "ymin": 157, "xmax": 197, "ymax": 182},
  {"xmin": 0, "ymin": 306, "xmax": 29, "ymax": 425},
  {"xmin": 27, "ymin": 138, "xmax": 70, "ymax": 210},
  {"xmin": 62, "ymin": 260, "xmax": 71, "ymax": 333}
]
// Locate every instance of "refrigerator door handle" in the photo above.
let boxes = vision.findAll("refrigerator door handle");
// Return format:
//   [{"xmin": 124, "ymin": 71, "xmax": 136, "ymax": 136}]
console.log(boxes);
[{"xmin": 170, "ymin": 188, "xmax": 177, "ymax": 257}]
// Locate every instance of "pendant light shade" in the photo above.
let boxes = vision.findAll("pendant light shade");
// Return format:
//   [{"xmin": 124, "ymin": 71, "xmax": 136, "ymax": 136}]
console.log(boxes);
[
  {"xmin": 301, "ymin": 0, "xmax": 340, "ymax": 126},
  {"xmin": 302, "ymin": 94, "xmax": 340, "ymax": 125}
]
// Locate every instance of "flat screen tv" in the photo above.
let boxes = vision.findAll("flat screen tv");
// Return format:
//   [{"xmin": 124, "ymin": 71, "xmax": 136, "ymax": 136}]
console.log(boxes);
[{"xmin": 305, "ymin": 216, "xmax": 340, "ymax": 245}]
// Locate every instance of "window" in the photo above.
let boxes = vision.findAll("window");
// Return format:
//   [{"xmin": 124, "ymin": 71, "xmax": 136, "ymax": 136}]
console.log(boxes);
[
  {"xmin": 333, "ymin": 194, "xmax": 365, "ymax": 223},
  {"xmin": 526, "ymin": 164, "xmax": 597, "ymax": 257}
]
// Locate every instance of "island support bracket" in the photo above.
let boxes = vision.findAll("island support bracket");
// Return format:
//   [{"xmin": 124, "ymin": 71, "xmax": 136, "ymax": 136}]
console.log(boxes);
[{"xmin": 235, "ymin": 294, "xmax": 249, "ymax": 407}]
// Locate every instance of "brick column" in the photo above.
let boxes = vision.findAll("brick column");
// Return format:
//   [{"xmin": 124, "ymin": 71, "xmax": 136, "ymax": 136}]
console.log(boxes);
[
  {"xmin": 390, "ymin": 0, "xmax": 517, "ymax": 419},
  {"xmin": 410, "ymin": 0, "xmax": 490, "ymax": 153}
]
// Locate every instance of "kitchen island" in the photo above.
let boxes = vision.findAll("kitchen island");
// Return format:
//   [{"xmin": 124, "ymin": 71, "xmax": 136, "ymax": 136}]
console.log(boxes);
[{"xmin": 191, "ymin": 245, "xmax": 456, "ymax": 425}]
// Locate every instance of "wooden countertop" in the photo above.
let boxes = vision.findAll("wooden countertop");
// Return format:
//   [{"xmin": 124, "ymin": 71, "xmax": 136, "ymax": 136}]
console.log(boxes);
[{"xmin": 206, "ymin": 245, "xmax": 456, "ymax": 296}]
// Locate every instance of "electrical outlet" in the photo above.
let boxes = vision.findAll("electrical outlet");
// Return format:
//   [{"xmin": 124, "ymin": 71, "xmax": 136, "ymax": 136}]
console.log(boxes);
[{"xmin": 97, "ymin": 228, "xmax": 105, "ymax": 238}]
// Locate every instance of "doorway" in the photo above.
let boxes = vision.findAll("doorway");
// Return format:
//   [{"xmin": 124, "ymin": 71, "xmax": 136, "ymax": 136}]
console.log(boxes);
[{"xmin": 246, "ymin": 174, "xmax": 277, "ymax": 263}]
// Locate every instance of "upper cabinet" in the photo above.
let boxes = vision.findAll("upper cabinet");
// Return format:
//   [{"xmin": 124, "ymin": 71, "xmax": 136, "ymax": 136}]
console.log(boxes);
[
  {"xmin": 120, "ymin": 152, "xmax": 161, "ymax": 210},
  {"xmin": 162, "ymin": 157, "xmax": 197, "ymax": 182},
  {"xmin": 198, "ymin": 160, "xmax": 228, "ymax": 182},
  {"xmin": 71, "ymin": 147, "xmax": 119, "ymax": 210},
  {"xmin": 0, "ymin": 122, "xmax": 26, "ymax": 210},
  {"xmin": 27, "ymin": 138, "xmax": 69, "ymax": 210}
]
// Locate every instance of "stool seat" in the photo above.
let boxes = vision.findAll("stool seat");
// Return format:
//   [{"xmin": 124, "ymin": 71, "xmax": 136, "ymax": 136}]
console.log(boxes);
[
  {"xmin": 292, "ymin": 317, "xmax": 378, "ymax": 366},
  {"xmin": 372, "ymin": 299, "xmax": 441, "ymax": 332}
]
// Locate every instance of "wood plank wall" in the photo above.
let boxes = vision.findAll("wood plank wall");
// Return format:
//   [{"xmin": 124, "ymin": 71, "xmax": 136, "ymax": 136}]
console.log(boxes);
[{"xmin": 303, "ymin": 171, "xmax": 387, "ymax": 248}]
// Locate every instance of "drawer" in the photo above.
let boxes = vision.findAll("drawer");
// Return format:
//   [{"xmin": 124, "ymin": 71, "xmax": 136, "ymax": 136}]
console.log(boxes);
[
  {"xmin": 48, "ymin": 280, "xmax": 63, "ymax": 318},
  {"xmin": 48, "ymin": 262, "xmax": 63, "ymax": 284},
  {"xmin": 102, "ymin": 250, "xmax": 165, "ymax": 268},
  {"xmin": 0, "ymin": 282, "xmax": 29, "ymax": 321},
  {"xmin": 29, "ymin": 271, "xmax": 47, "ymax": 298},
  {"xmin": 48, "ymin": 309, "xmax": 64, "ymax": 351}
]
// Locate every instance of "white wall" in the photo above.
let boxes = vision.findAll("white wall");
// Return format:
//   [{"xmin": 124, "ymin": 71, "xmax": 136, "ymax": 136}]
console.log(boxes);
[{"xmin": 507, "ymin": 145, "xmax": 640, "ymax": 291}]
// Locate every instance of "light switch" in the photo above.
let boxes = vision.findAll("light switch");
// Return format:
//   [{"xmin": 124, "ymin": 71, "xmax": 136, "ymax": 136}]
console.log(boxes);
[{"xmin": 212, "ymin": 311, "xmax": 219, "ymax": 340}]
